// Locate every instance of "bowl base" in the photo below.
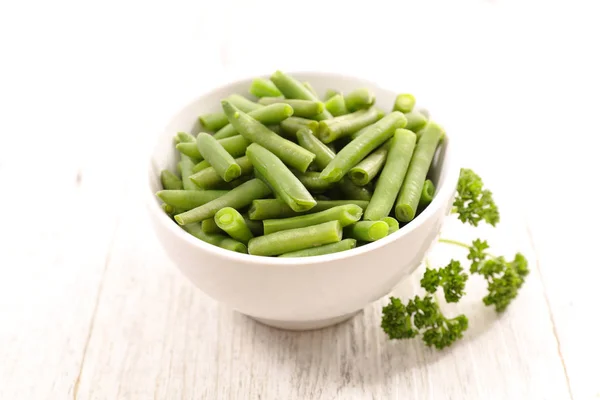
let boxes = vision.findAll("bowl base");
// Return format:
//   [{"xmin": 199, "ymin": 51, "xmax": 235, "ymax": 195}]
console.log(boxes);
[{"xmin": 247, "ymin": 310, "xmax": 361, "ymax": 331}]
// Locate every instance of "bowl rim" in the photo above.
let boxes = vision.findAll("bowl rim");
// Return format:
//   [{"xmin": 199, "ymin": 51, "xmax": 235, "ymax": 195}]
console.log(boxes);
[{"xmin": 146, "ymin": 70, "xmax": 461, "ymax": 266}]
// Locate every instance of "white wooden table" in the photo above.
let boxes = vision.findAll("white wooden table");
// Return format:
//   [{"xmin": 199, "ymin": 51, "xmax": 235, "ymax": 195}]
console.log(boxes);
[{"xmin": 1, "ymin": 1, "xmax": 598, "ymax": 399}]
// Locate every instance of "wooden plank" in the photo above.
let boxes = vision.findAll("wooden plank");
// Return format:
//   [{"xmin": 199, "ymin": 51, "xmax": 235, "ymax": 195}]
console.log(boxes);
[{"xmin": 73, "ymin": 191, "xmax": 570, "ymax": 399}]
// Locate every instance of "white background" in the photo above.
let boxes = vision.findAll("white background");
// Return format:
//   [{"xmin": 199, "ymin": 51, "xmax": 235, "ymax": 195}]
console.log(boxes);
[{"xmin": 1, "ymin": 0, "xmax": 598, "ymax": 398}]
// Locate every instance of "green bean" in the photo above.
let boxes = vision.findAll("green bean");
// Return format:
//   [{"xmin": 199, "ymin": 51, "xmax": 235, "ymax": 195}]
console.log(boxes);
[
  {"xmin": 382, "ymin": 216, "xmax": 400, "ymax": 234},
  {"xmin": 248, "ymin": 220, "xmax": 342, "ymax": 256},
  {"xmin": 174, "ymin": 179, "xmax": 271, "ymax": 225},
  {"xmin": 317, "ymin": 107, "xmax": 384, "ymax": 143},
  {"xmin": 393, "ymin": 93, "xmax": 416, "ymax": 113},
  {"xmin": 182, "ymin": 223, "xmax": 247, "ymax": 253},
  {"xmin": 348, "ymin": 140, "xmax": 391, "ymax": 186},
  {"xmin": 246, "ymin": 143, "xmax": 316, "ymax": 212},
  {"xmin": 196, "ymin": 132, "xmax": 241, "ymax": 182},
  {"xmin": 324, "ymin": 89, "xmax": 341, "ymax": 101},
  {"xmin": 364, "ymin": 129, "xmax": 417, "ymax": 220},
  {"xmin": 344, "ymin": 221, "xmax": 389, "ymax": 242},
  {"xmin": 263, "ymin": 204, "xmax": 362, "ymax": 235},
  {"xmin": 156, "ymin": 189, "xmax": 229, "ymax": 210},
  {"xmin": 278, "ymin": 238, "xmax": 357, "ymax": 257},
  {"xmin": 190, "ymin": 156, "xmax": 253, "ymax": 189},
  {"xmin": 214, "ymin": 103, "xmax": 294, "ymax": 139},
  {"xmin": 395, "ymin": 122, "xmax": 443, "ymax": 222},
  {"xmin": 296, "ymin": 128, "xmax": 335, "ymax": 171},
  {"xmin": 258, "ymin": 97, "xmax": 324, "ymax": 118},
  {"xmin": 338, "ymin": 177, "xmax": 372, "ymax": 201},
  {"xmin": 215, "ymin": 207, "xmax": 254, "ymax": 244},
  {"xmin": 179, "ymin": 134, "xmax": 251, "ymax": 161},
  {"xmin": 248, "ymin": 199, "xmax": 370, "ymax": 220},
  {"xmin": 177, "ymin": 132, "xmax": 195, "ymax": 143},
  {"xmin": 198, "ymin": 113, "xmax": 229, "ymax": 132},
  {"xmin": 249, "ymin": 78, "xmax": 282, "ymax": 98},
  {"xmin": 198, "ymin": 94, "xmax": 263, "ymax": 132},
  {"xmin": 404, "ymin": 110, "xmax": 428, "ymax": 132},
  {"xmin": 243, "ymin": 215, "xmax": 264, "ymax": 236},
  {"xmin": 320, "ymin": 111, "xmax": 407, "ymax": 183},
  {"xmin": 270, "ymin": 70, "xmax": 332, "ymax": 120},
  {"xmin": 222, "ymin": 101, "xmax": 315, "ymax": 172},
  {"xmin": 293, "ymin": 171, "xmax": 332, "ymax": 193},
  {"xmin": 162, "ymin": 203, "xmax": 174, "ymax": 214},
  {"xmin": 191, "ymin": 160, "xmax": 210, "ymax": 173},
  {"xmin": 280, "ymin": 117, "xmax": 319, "ymax": 138},
  {"xmin": 202, "ymin": 218, "xmax": 224, "ymax": 234},
  {"xmin": 419, "ymin": 179, "xmax": 435, "ymax": 209},
  {"xmin": 345, "ymin": 88, "xmax": 375, "ymax": 112},
  {"xmin": 180, "ymin": 154, "xmax": 200, "ymax": 190},
  {"xmin": 324, "ymin": 94, "xmax": 349, "ymax": 117},
  {"xmin": 161, "ymin": 170, "xmax": 183, "ymax": 190}
]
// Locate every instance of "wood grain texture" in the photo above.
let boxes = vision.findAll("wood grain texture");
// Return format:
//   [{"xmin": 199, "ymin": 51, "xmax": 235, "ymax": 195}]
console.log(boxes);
[{"xmin": 68, "ymin": 189, "xmax": 570, "ymax": 400}]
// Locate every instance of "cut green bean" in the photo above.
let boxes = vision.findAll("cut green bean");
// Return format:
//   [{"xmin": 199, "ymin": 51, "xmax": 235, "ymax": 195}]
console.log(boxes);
[
  {"xmin": 246, "ymin": 143, "xmax": 316, "ymax": 212},
  {"xmin": 344, "ymin": 221, "xmax": 389, "ymax": 242},
  {"xmin": 222, "ymin": 101, "xmax": 315, "ymax": 172},
  {"xmin": 248, "ymin": 220, "xmax": 342, "ymax": 256},
  {"xmin": 324, "ymin": 94, "xmax": 349, "ymax": 117},
  {"xmin": 317, "ymin": 107, "xmax": 384, "ymax": 143},
  {"xmin": 419, "ymin": 179, "xmax": 435, "ymax": 209},
  {"xmin": 382, "ymin": 216, "xmax": 400, "ymax": 234},
  {"xmin": 249, "ymin": 78, "xmax": 282, "ymax": 98},
  {"xmin": 162, "ymin": 203, "xmax": 174, "ymax": 214},
  {"xmin": 348, "ymin": 140, "xmax": 391, "ymax": 186},
  {"xmin": 293, "ymin": 171, "xmax": 332, "ymax": 193},
  {"xmin": 296, "ymin": 128, "xmax": 335, "ymax": 171},
  {"xmin": 243, "ymin": 215, "xmax": 264, "ymax": 236},
  {"xmin": 263, "ymin": 204, "xmax": 362, "ymax": 235},
  {"xmin": 393, "ymin": 93, "xmax": 416, "ymax": 113},
  {"xmin": 161, "ymin": 170, "xmax": 183, "ymax": 190},
  {"xmin": 198, "ymin": 113, "xmax": 229, "ymax": 132},
  {"xmin": 395, "ymin": 122, "xmax": 443, "ymax": 222},
  {"xmin": 320, "ymin": 111, "xmax": 407, "ymax": 183},
  {"xmin": 198, "ymin": 94, "xmax": 263, "ymax": 132},
  {"xmin": 182, "ymin": 223, "xmax": 247, "ymax": 253},
  {"xmin": 202, "ymin": 218, "xmax": 224, "ymax": 234},
  {"xmin": 192, "ymin": 160, "xmax": 210, "ymax": 173},
  {"xmin": 180, "ymin": 154, "xmax": 199, "ymax": 190},
  {"xmin": 157, "ymin": 189, "xmax": 229, "ymax": 210},
  {"xmin": 324, "ymin": 89, "xmax": 341, "ymax": 101},
  {"xmin": 180, "ymin": 134, "xmax": 251, "ymax": 161},
  {"xmin": 270, "ymin": 70, "xmax": 332, "ymax": 120},
  {"xmin": 174, "ymin": 179, "xmax": 271, "ymax": 225},
  {"xmin": 345, "ymin": 88, "xmax": 375, "ymax": 112},
  {"xmin": 338, "ymin": 177, "xmax": 372, "ymax": 201},
  {"xmin": 278, "ymin": 238, "xmax": 356, "ymax": 257},
  {"xmin": 280, "ymin": 117, "xmax": 319, "ymax": 138},
  {"xmin": 404, "ymin": 110, "xmax": 428, "ymax": 132},
  {"xmin": 248, "ymin": 199, "xmax": 370, "ymax": 220},
  {"xmin": 215, "ymin": 207, "xmax": 254, "ymax": 244},
  {"xmin": 257, "ymin": 97, "xmax": 324, "ymax": 118},
  {"xmin": 177, "ymin": 131, "xmax": 195, "ymax": 143},
  {"xmin": 190, "ymin": 156, "xmax": 253, "ymax": 189},
  {"xmin": 364, "ymin": 129, "xmax": 417, "ymax": 221},
  {"xmin": 196, "ymin": 132, "xmax": 241, "ymax": 182},
  {"xmin": 214, "ymin": 103, "xmax": 294, "ymax": 139}
]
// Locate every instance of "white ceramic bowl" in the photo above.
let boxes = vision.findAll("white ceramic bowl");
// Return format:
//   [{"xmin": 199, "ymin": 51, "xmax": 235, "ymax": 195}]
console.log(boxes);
[{"xmin": 146, "ymin": 72, "xmax": 459, "ymax": 330}]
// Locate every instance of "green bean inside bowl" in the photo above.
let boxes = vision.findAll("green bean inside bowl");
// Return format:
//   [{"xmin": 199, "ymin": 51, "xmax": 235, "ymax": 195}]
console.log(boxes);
[{"xmin": 155, "ymin": 70, "xmax": 447, "ymax": 258}]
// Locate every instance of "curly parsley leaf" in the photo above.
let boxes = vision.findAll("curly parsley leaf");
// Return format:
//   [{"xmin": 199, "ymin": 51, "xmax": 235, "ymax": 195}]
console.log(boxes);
[{"xmin": 453, "ymin": 168, "xmax": 499, "ymax": 227}]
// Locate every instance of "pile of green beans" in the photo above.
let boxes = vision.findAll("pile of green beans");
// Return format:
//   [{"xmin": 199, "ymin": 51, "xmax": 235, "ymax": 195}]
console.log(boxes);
[{"xmin": 157, "ymin": 71, "xmax": 444, "ymax": 257}]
